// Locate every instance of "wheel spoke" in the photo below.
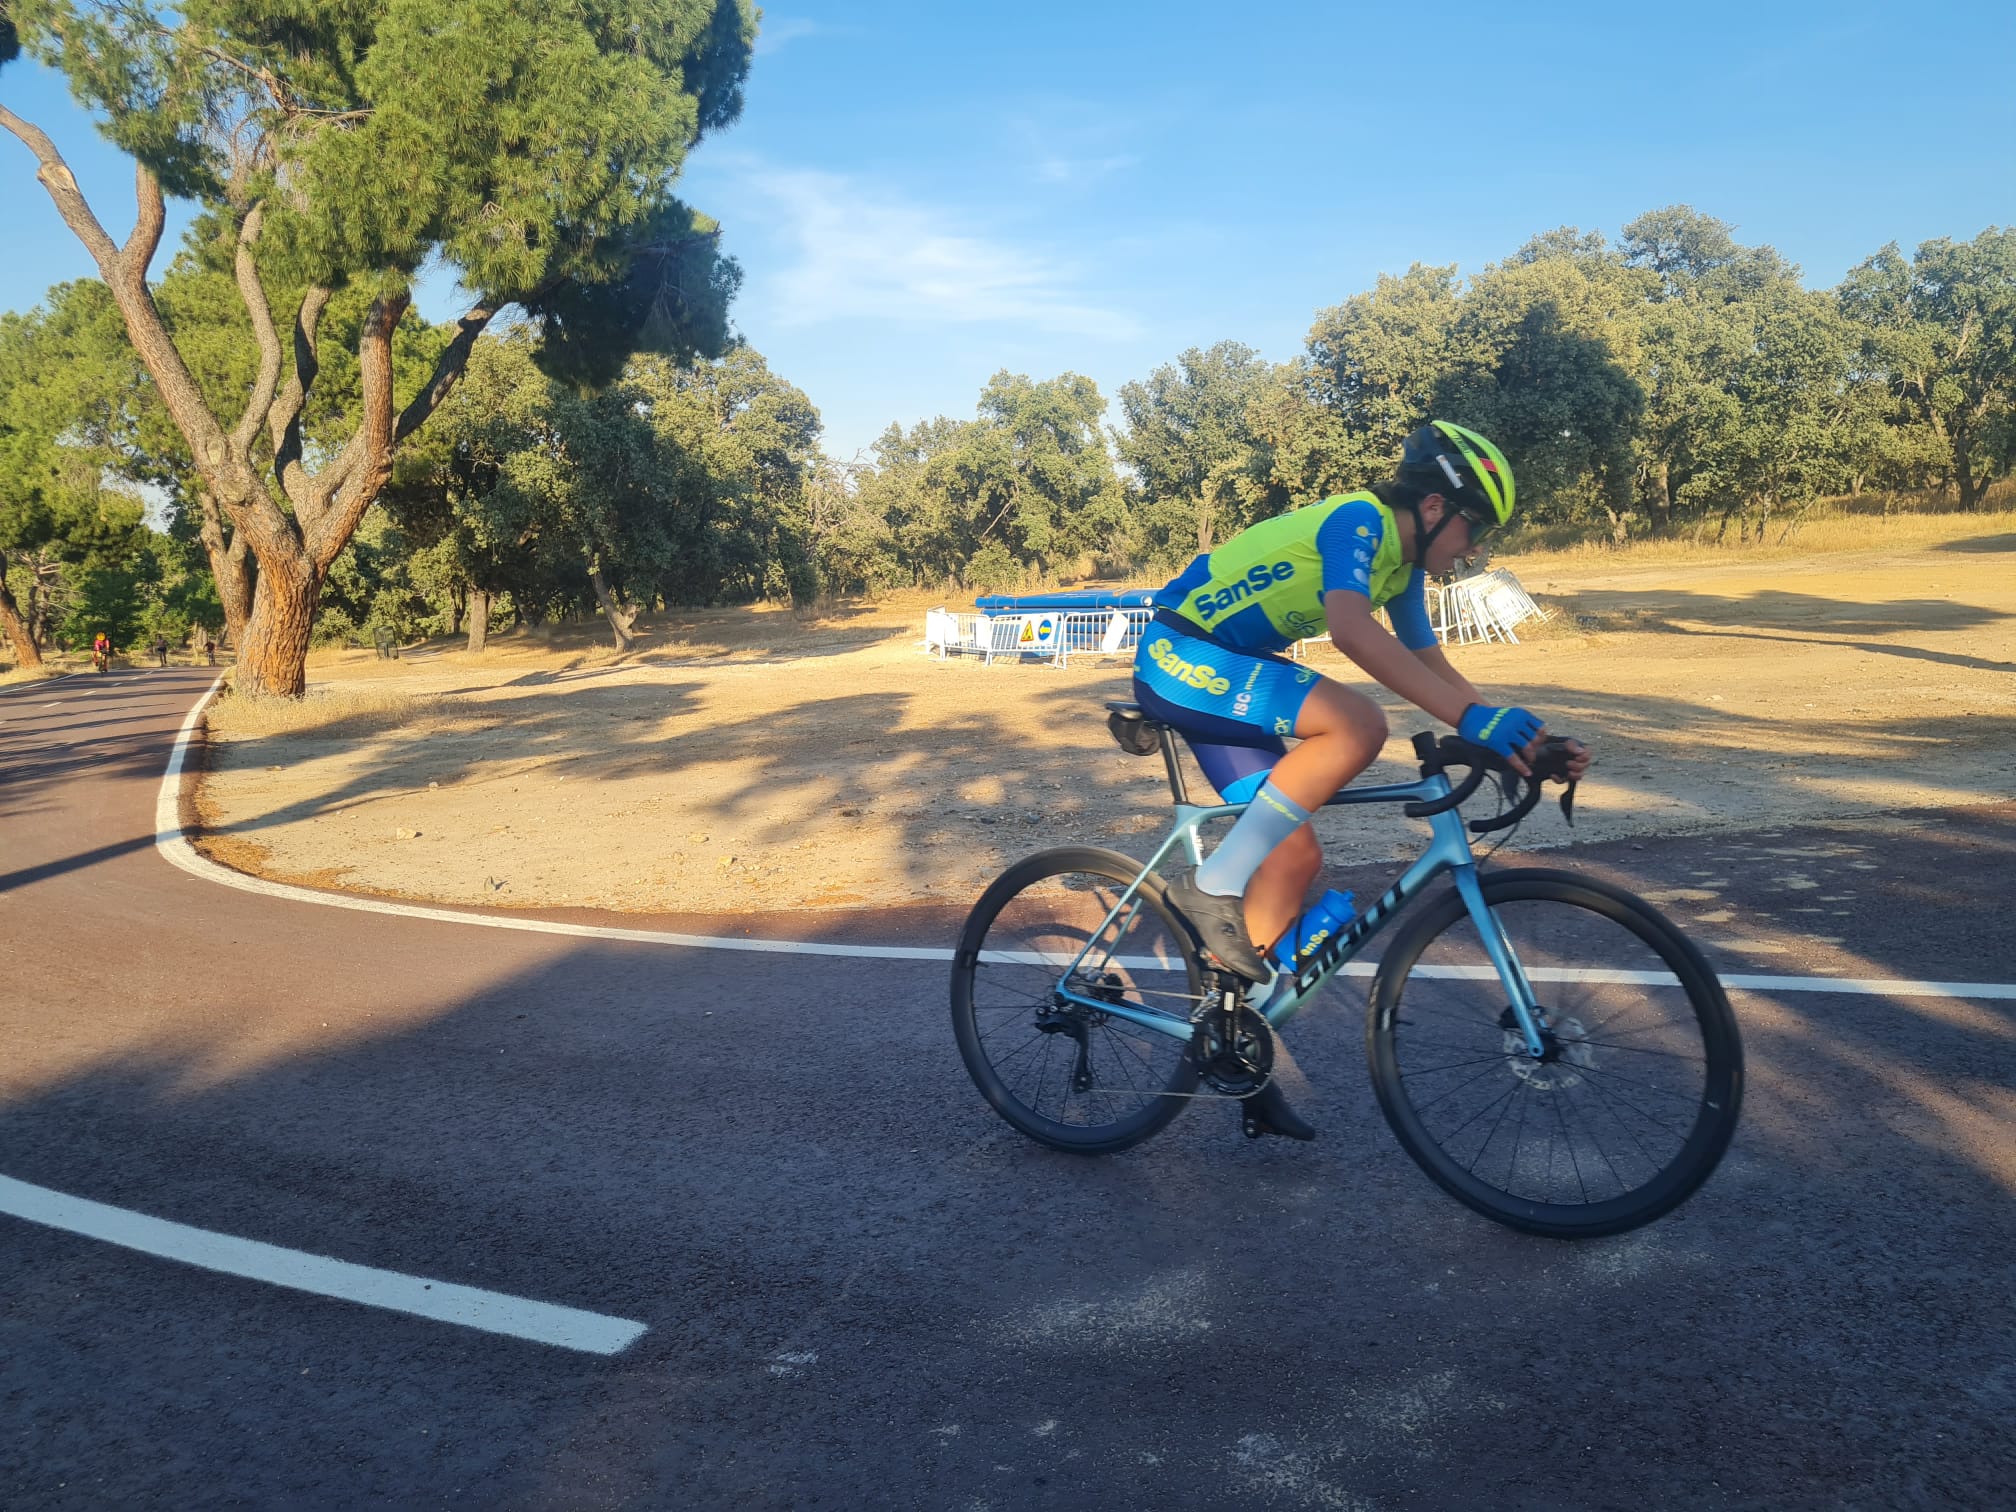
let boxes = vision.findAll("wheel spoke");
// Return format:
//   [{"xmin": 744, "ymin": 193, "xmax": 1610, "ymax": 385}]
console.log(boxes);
[
  {"xmin": 1400, "ymin": 1052, "xmax": 1522, "ymax": 1078},
  {"xmin": 1409, "ymin": 1058, "xmax": 1518, "ymax": 1113},
  {"xmin": 1572, "ymin": 1036, "xmax": 1704, "ymax": 1061},
  {"xmin": 1462, "ymin": 1075, "xmax": 1527, "ymax": 1177}
]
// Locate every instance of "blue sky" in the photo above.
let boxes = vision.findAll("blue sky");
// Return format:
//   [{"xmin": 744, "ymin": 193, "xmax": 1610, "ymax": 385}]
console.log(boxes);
[{"xmin": 4, "ymin": 1, "xmax": 2012, "ymax": 460}]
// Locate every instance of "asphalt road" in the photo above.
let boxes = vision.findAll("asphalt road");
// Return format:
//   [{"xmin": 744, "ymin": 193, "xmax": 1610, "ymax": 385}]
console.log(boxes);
[{"xmin": 2, "ymin": 669, "xmax": 2012, "ymax": 1510}]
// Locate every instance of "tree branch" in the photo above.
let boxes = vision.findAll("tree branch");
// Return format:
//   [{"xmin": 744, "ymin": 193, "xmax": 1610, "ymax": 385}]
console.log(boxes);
[
  {"xmin": 269, "ymin": 285, "xmax": 331, "ymax": 503},
  {"xmin": 0, "ymin": 103, "xmax": 122, "ymax": 267},
  {"xmin": 308, "ymin": 291, "xmax": 411, "ymax": 567},
  {"xmin": 3, "ymin": 105, "xmax": 306, "ymax": 561},
  {"xmin": 316, "ymin": 295, "xmax": 503, "ymax": 505},
  {"xmin": 229, "ymin": 202, "xmax": 285, "ymax": 458},
  {"xmin": 394, "ymin": 300, "xmax": 502, "ymax": 444},
  {"xmin": 124, "ymin": 161, "xmax": 167, "ymax": 273}
]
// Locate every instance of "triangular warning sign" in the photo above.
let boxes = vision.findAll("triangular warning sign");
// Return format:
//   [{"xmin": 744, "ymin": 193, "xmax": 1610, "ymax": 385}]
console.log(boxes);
[{"xmin": 1019, "ymin": 620, "xmax": 1037, "ymax": 644}]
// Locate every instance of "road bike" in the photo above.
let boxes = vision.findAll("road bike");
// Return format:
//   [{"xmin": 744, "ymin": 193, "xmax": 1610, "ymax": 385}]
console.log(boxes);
[{"xmin": 951, "ymin": 702, "xmax": 1743, "ymax": 1239}]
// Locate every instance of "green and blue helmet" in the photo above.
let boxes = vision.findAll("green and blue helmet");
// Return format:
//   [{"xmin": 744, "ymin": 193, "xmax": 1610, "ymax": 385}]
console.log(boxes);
[{"xmin": 1400, "ymin": 420, "xmax": 1515, "ymax": 535}]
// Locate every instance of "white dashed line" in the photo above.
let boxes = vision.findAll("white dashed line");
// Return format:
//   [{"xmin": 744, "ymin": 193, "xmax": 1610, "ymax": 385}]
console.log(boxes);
[{"xmin": 0, "ymin": 1175, "xmax": 646, "ymax": 1354}]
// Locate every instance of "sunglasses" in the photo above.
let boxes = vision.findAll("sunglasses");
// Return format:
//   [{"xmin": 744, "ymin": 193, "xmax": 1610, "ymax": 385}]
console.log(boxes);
[{"xmin": 1453, "ymin": 506, "xmax": 1498, "ymax": 545}]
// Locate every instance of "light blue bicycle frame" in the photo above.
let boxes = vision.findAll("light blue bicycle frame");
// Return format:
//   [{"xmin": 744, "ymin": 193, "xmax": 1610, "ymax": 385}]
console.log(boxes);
[{"xmin": 1045, "ymin": 773, "xmax": 1551, "ymax": 1058}]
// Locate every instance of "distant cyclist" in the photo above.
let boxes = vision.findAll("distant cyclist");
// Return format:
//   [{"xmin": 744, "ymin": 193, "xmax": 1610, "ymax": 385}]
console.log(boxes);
[
  {"xmin": 1136, "ymin": 421, "xmax": 1592, "ymax": 985},
  {"xmin": 91, "ymin": 632, "xmax": 112, "ymax": 673}
]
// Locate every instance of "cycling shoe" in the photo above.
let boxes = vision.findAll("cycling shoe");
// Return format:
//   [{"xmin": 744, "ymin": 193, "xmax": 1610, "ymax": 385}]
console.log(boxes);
[
  {"xmin": 1165, "ymin": 876, "xmax": 1269, "ymax": 982},
  {"xmin": 1241, "ymin": 1080, "xmax": 1317, "ymax": 1141}
]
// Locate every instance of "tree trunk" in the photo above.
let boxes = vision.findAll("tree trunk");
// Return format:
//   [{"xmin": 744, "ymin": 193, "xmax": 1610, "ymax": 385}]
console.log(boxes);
[
  {"xmin": 193, "ymin": 491, "xmax": 256, "ymax": 649},
  {"xmin": 1952, "ymin": 421, "xmax": 1980, "ymax": 510},
  {"xmin": 446, "ymin": 581, "xmax": 466, "ymax": 638},
  {"xmin": 589, "ymin": 565, "xmax": 637, "ymax": 650},
  {"xmin": 26, "ymin": 559, "xmax": 55, "ymax": 649},
  {"xmin": 0, "ymin": 556, "xmax": 40, "ymax": 668},
  {"xmin": 467, "ymin": 588, "xmax": 491, "ymax": 654},
  {"xmin": 235, "ymin": 558, "xmax": 321, "ymax": 698}
]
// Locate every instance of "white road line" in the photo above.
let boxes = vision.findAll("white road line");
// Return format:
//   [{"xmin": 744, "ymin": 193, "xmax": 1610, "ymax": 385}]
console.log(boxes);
[
  {"xmin": 152, "ymin": 677, "xmax": 2016, "ymax": 1001},
  {"xmin": 0, "ymin": 1174, "xmax": 647, "ymax": 1354},
  {"xmin": 0, "ymin": 671, "xmax": 86, "ymax": 698}
]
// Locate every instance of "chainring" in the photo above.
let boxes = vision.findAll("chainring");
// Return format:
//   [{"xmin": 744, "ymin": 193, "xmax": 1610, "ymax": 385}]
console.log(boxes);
[{"xmin": 1189, "ymin": 1002, "xmax": 1275, "ymax": 1095}]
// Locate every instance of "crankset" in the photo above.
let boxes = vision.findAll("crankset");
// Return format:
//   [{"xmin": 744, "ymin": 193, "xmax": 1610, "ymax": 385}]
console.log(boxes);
[{"xmin": 1189, "ymin": 997, "xmax": 1275, "ymax": 1096}]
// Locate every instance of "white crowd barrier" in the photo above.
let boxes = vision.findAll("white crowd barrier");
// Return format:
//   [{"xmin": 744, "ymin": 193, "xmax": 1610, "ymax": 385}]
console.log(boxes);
[
  {"xmin": 1430, "ymin": 567, "xmax": 1551, "ymax": 645},
  {"xmin": 920, "ymin": 607, "xmax": 1154, "ymax": 666},
  {"xmin": 925, "ymin": 571, "xmax": 1547, "ymax": 667}
]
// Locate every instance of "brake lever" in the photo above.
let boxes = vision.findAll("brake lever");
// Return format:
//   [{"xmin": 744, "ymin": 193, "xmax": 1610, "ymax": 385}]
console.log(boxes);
[{"xmin": 1467, "ymin": 737, "xmax": 1580, "ymax": 835}]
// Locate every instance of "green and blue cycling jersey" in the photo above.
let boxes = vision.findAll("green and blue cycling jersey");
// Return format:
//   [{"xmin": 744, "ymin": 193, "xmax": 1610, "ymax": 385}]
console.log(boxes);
[
  {"xmin": 1131, "ymin": 492, "xmax": 1437, "ymax": 802},
  {"xmin": 1157, "ymin": 491, "xmax": 1435, "ymax": 652}
]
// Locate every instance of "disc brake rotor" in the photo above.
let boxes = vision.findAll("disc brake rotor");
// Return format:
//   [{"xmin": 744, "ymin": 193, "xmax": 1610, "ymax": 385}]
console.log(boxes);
[{"xmin": 1502, "ymin": 1013, "xmax": 1595, "ymax": 1091}]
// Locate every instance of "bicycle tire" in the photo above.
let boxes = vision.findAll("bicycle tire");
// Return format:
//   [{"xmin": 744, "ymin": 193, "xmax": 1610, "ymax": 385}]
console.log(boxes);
[
  {"xmin": 952, "ymin": 847, "xmax": 1203, "ymax": 1154},
  {"xmin": 1367, "ymin": 868, "xmax": 1742, "ymax": 1238}
]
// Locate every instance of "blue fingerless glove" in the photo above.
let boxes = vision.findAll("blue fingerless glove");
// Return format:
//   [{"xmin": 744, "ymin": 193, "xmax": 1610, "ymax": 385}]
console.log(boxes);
[{"xmin": 1459, "ymin": 703, "xmax": 1544, "ymax": 758}]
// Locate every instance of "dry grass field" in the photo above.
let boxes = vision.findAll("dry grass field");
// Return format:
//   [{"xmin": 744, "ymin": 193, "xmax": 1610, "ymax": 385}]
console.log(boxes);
[{"xmin": 180, "ymin": 507, "xmax": 2016, "ymax": 917}]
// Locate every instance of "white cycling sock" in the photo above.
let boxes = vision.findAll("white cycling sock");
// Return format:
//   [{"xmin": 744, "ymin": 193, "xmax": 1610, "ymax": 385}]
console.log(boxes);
[{"xmin": 1194, "ymin": 779, "xmax": 1310, "ymax": 898}]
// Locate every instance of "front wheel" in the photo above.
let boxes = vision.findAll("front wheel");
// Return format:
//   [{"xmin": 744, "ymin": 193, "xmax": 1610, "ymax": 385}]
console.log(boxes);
[
  {"xmin": 952, "ymin": 848, "xmax": 1203, "ymax": 1155},
  {"xmin": 1367, "ymin": 869, "xmax": 1742, "ymax": 1238}
]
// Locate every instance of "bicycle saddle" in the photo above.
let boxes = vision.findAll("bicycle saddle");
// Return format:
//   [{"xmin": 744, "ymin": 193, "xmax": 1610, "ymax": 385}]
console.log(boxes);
[{"xmin": 1103, "ymin": 700, "xmax": 1163, "ymax": 757}]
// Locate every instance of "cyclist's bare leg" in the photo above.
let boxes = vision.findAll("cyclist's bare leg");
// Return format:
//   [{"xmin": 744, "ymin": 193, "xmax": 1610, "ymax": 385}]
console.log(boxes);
[
  {"xmin": 1246, "ymin": 824, "xmax": 1321, "ymax": 955},
  {"xmin": 1242, "ymin": 680, "xmax": 1387, "ymax": 948}
]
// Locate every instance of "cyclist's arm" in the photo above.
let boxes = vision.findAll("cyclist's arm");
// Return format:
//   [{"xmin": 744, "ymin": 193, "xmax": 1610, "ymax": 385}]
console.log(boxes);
[
  {"xmin": 1409, "ymin": 643, "xmax": 1484, "ymax": 707},
  {"xmin": 1411, "ymin": 636, "xmax": 1590, "ymax": 779},
  {"xmin": 1324, "ymin": 592, "xmax": 1471, "ymax": 727}
]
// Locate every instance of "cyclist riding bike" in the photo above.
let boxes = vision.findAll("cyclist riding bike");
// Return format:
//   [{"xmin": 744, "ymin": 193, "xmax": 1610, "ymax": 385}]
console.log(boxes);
[
  {"xmin": 1136, "ymin": 420, "xmax": 1592, "ymax": 996},
  {"xmin": 91, "ymin": 632, "xmax": 111, "ymax": 672}
]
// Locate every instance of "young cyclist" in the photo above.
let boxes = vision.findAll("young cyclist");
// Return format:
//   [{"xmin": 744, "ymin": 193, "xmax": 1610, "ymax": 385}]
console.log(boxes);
[{"xmin": 1134, "ymin": 421, "xmax": 1591, "ymax": 991}]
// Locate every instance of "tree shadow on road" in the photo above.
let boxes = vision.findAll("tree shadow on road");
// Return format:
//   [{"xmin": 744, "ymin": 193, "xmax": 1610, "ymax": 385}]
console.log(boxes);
[{"xmin": 1, "ymin": 832, "xmax": 2012, "ymax": 1507}]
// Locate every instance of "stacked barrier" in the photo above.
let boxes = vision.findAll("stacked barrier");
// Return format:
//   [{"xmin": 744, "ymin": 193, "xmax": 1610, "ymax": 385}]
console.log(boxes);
[
  {"xmin": 924, "ymin": 570, "xmax": 1547, "ymax": 665},
  {"xmin": 1430, "ymin": 567, "xmax": 1551, "ymax": 645},
  {"xmin": 920, "ymin": 607, "xmax": 1154, "ymax": 666}
]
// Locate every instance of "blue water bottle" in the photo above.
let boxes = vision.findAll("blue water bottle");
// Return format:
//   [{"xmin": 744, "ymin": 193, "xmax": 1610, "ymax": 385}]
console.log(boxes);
[{"xmin": 1275, "ymin": 889, "xmax": 1358, "ymax": 972}]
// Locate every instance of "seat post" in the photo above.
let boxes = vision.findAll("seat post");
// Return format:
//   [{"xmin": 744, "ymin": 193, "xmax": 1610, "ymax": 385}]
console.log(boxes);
[{"xmin": 1157, "ymin": 728, "xmax": 1192, "ymax": 805}]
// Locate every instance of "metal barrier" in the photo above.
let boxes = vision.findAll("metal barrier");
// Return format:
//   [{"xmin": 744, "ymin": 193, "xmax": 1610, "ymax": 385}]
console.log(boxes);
[
  {"xmin": 1431, "ymin": 568, "xmax": 1551, "ymax": 645},
  {"xmin": 924, "ymin": 573, "xmax": 1547, "ymax": 664},
  {"xmin": 920, "ymin": 607, "xmax": 1153, "ymax": 666}
]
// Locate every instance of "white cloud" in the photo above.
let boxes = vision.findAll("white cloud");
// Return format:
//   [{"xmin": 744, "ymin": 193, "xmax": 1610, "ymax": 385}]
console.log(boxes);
[
  {"xmin": 753, "ymin": 17, "xmax": 830, "ymax": 56},
  {"xmin": 736, "ymin": 166, "xmax": 1142, "ymax": 341},
  {"xmin": 1033, "ymin": 152, "xmax": 1139, "ymax": 186}
]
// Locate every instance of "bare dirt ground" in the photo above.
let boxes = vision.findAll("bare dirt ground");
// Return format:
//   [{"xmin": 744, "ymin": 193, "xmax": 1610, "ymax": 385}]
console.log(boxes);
[{"xmin": 192, "ymin": 513, "xmax": 2016, "ymax": 916}]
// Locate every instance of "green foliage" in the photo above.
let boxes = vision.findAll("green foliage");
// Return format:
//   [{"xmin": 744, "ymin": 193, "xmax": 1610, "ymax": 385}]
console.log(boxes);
[
  {"xmin": 1115, "ymin": 341, "xmax": 1282, "ymax": 565},
  {"xmin": 1093, "ymin": 207, "xmax": 2016, "ymax": 562},
  {"xmin": 1434, "ymin": 234, "xmax": 1648, "ymax": 531},
  {"xmin": 0, "ymin": 291, "xmax": 185, "ymax": 649},
  {"xmin": 377, "ymin": 331, "xmax": 824, "ymax": 630},
  {"xmin": 1303, "ymin": 263, "xmax": 1464, "ymax": 486},
  {"xmin": 14, "ymin": 1, "xmax": 753, "ymax": 313},
  {"xmin": 854, "ymin": 372, "xmax": 1124, "ymax": 589},
  {"xmin": 1840, "ymin": 228, "xmax": 2016, "ymax": 507}
]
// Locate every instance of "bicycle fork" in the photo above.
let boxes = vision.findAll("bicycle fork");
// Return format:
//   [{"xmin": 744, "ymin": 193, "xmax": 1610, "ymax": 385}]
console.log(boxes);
[{"xmin": 1450, "ymin": 857, "xmax": 1549, "ymax": 1058}]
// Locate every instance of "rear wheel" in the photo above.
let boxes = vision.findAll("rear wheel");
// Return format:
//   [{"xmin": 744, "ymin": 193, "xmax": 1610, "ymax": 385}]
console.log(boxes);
[
  {"xmin": 1367, "ymin": 869, "xmax": 1742, "ymax": 1238},
  {"xmin": 952, "ymin": 848, "xmax": 1202, "ymax": 1154}
]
